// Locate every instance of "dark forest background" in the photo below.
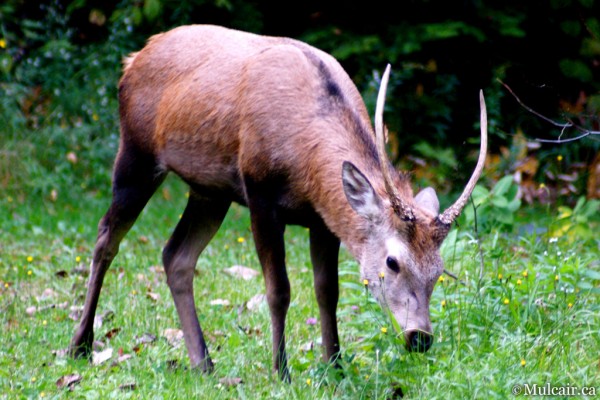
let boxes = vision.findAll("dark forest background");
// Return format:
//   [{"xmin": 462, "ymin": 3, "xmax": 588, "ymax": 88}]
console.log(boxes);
[{"xmin": 1, "ymin": 0, "xmax": 599, "ymax": 207}]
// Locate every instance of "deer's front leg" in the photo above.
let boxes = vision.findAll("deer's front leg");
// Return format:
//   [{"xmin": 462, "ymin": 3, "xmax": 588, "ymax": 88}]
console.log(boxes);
[
  {"xmin": 246, "ymin": 189, "xmax": 290, "ymax": 381},
  {"xmin": 309, "ymin": 222, "xmax": 341, "ymax": 364}
]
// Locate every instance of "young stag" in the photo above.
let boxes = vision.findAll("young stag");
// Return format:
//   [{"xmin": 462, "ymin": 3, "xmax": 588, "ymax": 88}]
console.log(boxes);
[{"xmin": 69, "ymin": 25, "xmax": 487, "ymax": 380}]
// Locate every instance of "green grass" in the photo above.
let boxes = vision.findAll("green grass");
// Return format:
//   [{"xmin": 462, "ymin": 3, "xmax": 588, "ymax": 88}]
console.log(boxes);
[{"xmin": 1, "ymin": 158, "xmax": 599, "ymax": 398}]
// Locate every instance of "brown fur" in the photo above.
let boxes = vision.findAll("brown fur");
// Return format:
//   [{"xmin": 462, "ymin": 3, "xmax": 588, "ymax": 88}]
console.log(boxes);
[{"xmin": 70, "ymin": 25, "xmax": 450, "ymax": 379}]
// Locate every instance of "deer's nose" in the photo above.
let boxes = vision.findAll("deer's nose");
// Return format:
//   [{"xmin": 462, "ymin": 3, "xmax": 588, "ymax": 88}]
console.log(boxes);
[{"xmin": 406, "ymin": 330, "xmax": 433, "ymax": 353}]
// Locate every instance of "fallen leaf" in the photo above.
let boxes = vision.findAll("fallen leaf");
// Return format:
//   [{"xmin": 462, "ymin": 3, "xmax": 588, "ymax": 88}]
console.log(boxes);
[
  {"xmin": 119, "ymin": 382, "xmax": 136, "ymax": 391},
  {"xmin": 92, "ymin": 347, "xmax": 113, "ymax": 365},
  {"xmin": 300, "ymin": 341, "xmax": 314, "ymax": 352},
  {"xmin": 390, "ymin": 382, "xmax": 404, "ymax": 399},
  {"xmin": 104, "ymin": 327, "xmax": 121, "ymax": 340},
  {"xmin": 50, "ymin": 189, "xmax": 58, "ymax": 202},
  {"xmin": 112, "ymin": 353, "xmax": 133, "ymax": 366},
  {"xmin": 37, "ymin": 288, "xmax": 56, "ymax": 301},
  {"xmin": 66, "ymin": 152, "xmax": 78, "ymax": 164},
  {"xmin": 163, "ymin": 328, "xmax": 184, "ymax": 347},
  {"xmin": 146, "ymin": 291, "xmax": 160, "ymax": 302},
  {"xmin": 52, "ymin": 348, "xmax": 69, "ymax": 358},
  {"xmin": 240, "ymin": 326, "xmax": 262, "ymax": 337},
  {"xmin": 219, "ymin": 377, "xmax": 243, "ymax": 387},
  {"xmin": 56, "ymin": 374, "xmax": 82, "ymax": 390},
  {"xmin": 246, "ymin": 293, "xmax": 266, "ymax": 311},
  {"xmin": 92, "ymin": 340, "xmax": 105, "ymax": 351},
  {"xmin": 223, "ymin": 265, "xmax": 260, "ymax": 281},
  {"xmin": 136, "ymin": 332, "xmax": 157, "ymax": 345},
  {"xmin": 148, "ymin": 266, "xmax": 164, "ymax": 274},
  {"xmin": 210, "ymin": 299, "xmax": 231, "ymax": 307},
  {"xmin": 69, "ymin": 306, "xmax": 83, "ymax": 321},
  {"xmin": 55, "ymin": 270, "xmax": 68, "ymax": 278},
  {"xmin": 72, "ymin": 265, "xmax": 89, "ymax": 276},
  {"xmin": 94, "ymin": 310, "xmax": 115, "ymax": 329}
]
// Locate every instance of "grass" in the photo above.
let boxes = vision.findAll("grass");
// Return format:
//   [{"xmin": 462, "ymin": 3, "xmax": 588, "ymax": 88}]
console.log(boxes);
[{"xmin": 1, "ymin": 142, "xmax": 599, "ymax": 399}]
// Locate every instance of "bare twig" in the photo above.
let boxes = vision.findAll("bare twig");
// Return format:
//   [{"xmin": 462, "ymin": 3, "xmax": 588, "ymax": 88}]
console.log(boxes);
[
  {"xmin": 443, "ymin": 268, "xmax": 464, "ymax": 284},
  {"xmin": 497, "ymin": 78, "xmax": 600, "ymax": 143}
]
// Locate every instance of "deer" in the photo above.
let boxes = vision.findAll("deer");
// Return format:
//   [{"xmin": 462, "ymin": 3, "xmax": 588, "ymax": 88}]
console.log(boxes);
[{"xmin": 69, "ymin": 24, "xmax": 487, "ymax": 380}]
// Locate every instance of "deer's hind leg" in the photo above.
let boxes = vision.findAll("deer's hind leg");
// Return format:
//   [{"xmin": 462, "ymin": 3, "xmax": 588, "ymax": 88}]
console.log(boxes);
[
  {"xmin": 70, "ymin": 143, "xmax": 166, "ymax": 359},
  {"xmin": 162, "ymin": 191, "xmax": 231, "ymax": 372}
]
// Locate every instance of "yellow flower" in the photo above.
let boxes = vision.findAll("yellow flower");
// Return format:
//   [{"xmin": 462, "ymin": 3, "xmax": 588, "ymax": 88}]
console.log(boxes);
[
  {"xmin": 237, "ymin": 237, "xmax": 245, "ymax": 243},
  {"xmin": 378, "ymin": 271, "xmax": 385, "ymax": 279},
  {"xmin": 539, "ymin": 183, "xmax": 546, "ymax": 189},
  {"xmin": 27, "ymin": 270, "xmax": 32, "ymax": 276},
  {"xmin": 31, "ymin": 377, "xmax": 36, "ymax": 382},
  {"xmin": 557, "ymin": 155, "xmax": 563, "ymax": 162},
  {"xmin": 568, "ymin": 303, "xmax": 573, "ymax": 309},
  {"xmin": 42, "ymin": 320, "xmax": 47, "ymax": 326},
  {"xmin": 27, "ymin": 256, "xmax": 33, "ymax": 262},
  {"xmin": 92, "ymin": 113, "xmax": 99, "ymax": 121},
  {"xmin": 497, "ymin": 273, "xmax": 503, "ymax": 279},
  {"xmin": 554, "ymin": 275, "xmax": 559, "ymax": 281},
  {"xmin": 131, "ymin": 290, "xmax": 137, "ymax": 295},
  {"xmin": 516, "ymin": 279, "xmax": 522, "ymax": 285},
  {"xmin": 363, "ymin": 279, "xmax": 369, "ymax": 286},
  {"xmin": 441, "ymin": 300, "xmax": 447, "ymax": 307},
  {"xmin": 520, "ymin": 359, "xmax": 526, "ymax": 366},
  {"xmin": 522, "ymin": 270, "xmax": 528, "ymax": 278},
  {"xmin": 4, "ymin": 283, "xmax": 8, "ymax": 288},
  {"xmin": 75, "ymin": 256, "xmax": 81, "ymax": 263},
  {"xmin": 438, "ymin": 275, "xmax": 445, "ymax": 283},
  {"xmin": 380, "ymin": 327, "xmax": 388, "ymax": 334},
  {"xmin": 306, "ymin": 378, "xmax": 311, "ymax": 386},
  {"xmin": 503, "ymin": 298, "xmax": 510, "ymax": 305},
  {"xmin": 0, "ymin": 38, "xmax": 6, "ymax": 48}
]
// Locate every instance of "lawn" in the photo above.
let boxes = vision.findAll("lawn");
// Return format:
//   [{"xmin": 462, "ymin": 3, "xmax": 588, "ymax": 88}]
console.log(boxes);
[{"xmin": 1, "ymin": 160, "xmax": 599, "ymax": 399}]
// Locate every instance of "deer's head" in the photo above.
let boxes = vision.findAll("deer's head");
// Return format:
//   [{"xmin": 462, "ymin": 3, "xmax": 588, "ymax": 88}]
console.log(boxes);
[{"xmin": 342, "ymin": 65, "xmax": 487, "ymax": 352}]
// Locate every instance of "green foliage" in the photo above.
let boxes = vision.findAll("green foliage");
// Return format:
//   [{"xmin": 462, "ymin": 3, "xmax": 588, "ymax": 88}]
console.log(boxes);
[
  {"xmin": 460, "ymin": 176, "xmax": 522, "ymax": 231},
  {"xmin": 550, "ymin": 196, "xmax": 600, "ymax": 241},
  {"xmin": 2, "ymin": 192, "xmax": 598, "ymax": 398}
]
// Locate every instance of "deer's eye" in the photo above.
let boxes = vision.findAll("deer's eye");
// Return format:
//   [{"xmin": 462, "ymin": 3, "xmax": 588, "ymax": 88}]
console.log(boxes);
[{"xmin": 386, "ymin": 256, "xmax": 400, "ymax": 273}]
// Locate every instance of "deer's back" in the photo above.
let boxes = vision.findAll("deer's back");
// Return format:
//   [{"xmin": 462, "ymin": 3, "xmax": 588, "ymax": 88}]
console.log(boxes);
[{"xmin": 118, "ymin": 24, "xmax": 373, "ymax": 206}]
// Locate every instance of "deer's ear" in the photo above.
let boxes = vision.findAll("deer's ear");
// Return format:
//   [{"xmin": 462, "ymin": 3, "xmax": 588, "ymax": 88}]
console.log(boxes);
[
  {"xmin": 342, "ymin": 161, "xmax": 383, "ymax": 220},
  {"xmin": 415, "ymin": 187, "xmax": 440, "ymax": 216}
]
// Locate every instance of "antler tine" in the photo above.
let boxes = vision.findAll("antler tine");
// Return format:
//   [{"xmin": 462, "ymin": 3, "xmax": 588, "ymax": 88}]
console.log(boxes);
[
  {"xmin": 438, "ymin": 90, "xmax": 488, "ymax": 225},
  {"xmin": 374, "ymin": 64, "xmax": 414, "ymax": 220}
]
